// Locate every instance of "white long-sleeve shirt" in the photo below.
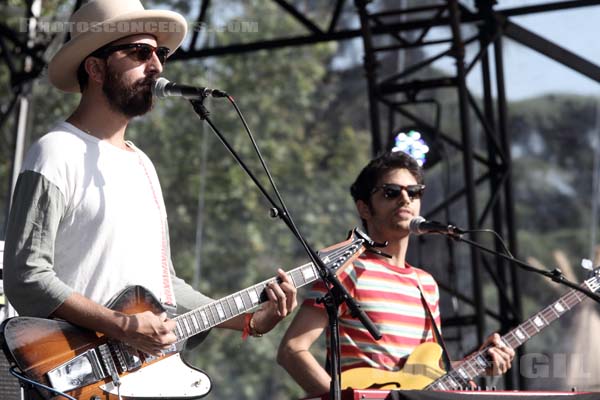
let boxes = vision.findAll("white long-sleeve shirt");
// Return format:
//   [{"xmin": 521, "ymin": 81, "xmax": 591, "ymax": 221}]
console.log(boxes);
[{"xmin": 4, "ymin": 121, "xmax": 211, "ymax": 317}]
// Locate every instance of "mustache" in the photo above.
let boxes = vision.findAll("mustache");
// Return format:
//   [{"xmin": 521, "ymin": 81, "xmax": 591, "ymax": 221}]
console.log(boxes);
[{"xmin": 135, "ymin": 76, "xmax": 156, "ymax": 90}]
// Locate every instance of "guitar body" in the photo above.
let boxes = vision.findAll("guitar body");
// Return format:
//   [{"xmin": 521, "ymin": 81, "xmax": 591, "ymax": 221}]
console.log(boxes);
[
  {"xmin": 340, "ymin": 342, "xmax": 445, "ymax": 390},
  {"xmin": 1, "ymin": 286, "xmax": 212, "ymax": 400},
  {"xmin": 341, "ymin": 269, "xmax": 600, "ymax": 391}
]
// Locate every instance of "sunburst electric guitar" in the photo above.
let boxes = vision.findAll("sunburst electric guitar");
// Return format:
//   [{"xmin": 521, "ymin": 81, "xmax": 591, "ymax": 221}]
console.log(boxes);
[
  {"xmin": 341, "ymin": 269, "xmax": 600, "ymax": 391},
  {"xmin": 1, "ymin": 229, "xmax": 372, "ymax": 400}
]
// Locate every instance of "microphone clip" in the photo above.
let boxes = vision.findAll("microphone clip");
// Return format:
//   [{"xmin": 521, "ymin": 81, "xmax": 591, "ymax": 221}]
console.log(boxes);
[
  {"xmin": 443, "ymin": 224, "xmax": 464, "ymax": 239},
  {"xmin": 189, "ymin": 99, "xmax": 210, "ymax": 120}
]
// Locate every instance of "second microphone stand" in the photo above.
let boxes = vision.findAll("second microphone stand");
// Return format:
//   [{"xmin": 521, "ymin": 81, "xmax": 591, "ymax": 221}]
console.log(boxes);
[{"xmin": 442, "ymin": 230, "xmax": 600, "ymax": 304}]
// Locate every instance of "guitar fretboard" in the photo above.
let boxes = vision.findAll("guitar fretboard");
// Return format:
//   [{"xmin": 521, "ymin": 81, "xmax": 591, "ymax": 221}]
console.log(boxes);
[
  {"xmin": 170, "ymin": 237, "xmax": 365, "ymax": 342},
  {"xmin": 426, "ymin": 273, "xmax": 600, "ymax": 391},
  {"xmin": 171, "ymin": 263, "xmax": 319, "ymax": 341}
]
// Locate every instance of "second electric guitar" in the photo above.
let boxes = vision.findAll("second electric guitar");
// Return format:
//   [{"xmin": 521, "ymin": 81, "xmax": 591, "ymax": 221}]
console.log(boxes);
[{"xmin": 341, "ymin": 269, "xmax": 600, "ymax": 390}]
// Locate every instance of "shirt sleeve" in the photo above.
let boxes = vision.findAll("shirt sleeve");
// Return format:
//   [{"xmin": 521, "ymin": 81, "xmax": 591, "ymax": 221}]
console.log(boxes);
[
  {"xmin": 3, "ymin": 170, "xmax": 73, "ymax": 317},
  {"xmin": 171, "ymin": 271, "xmax": 214, "ymax": 314}
]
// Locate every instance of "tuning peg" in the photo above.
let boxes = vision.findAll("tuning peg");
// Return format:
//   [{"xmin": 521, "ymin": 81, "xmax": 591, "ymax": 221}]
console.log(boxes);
[{"xmin": 581, "ymin": 259, "xmax": 593, "ymax": 271}]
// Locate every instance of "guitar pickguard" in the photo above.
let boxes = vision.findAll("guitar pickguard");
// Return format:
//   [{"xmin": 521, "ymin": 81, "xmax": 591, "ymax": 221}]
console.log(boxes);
[{"xmin": 100, "ymin": 354, "xmax": 211, "ymax": 399}]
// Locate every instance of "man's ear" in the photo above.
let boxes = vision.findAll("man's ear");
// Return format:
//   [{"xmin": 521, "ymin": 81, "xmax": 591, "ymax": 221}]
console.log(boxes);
[
  {"xmin": 85, "ymin": 57, "xmax": 105, "ymax": 85},
  {"xmin": 356, "ymin": 199, "xmax": 372, "ymax": 220}
]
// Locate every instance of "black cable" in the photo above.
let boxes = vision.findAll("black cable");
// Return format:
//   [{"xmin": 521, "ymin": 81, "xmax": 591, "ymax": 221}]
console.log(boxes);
[
  {"xmin": 227, "ymin": 96, "xmax": 346, "ymax": 328},
  {"xmin": 9, "ymin": 366, "xmax": 77, "ymax": 400},
  {"xmin": 463, "ymin": 228, "xmax": 514, "ymax": 258},
  {"xmin": 225, "ymin": 94, "xmax": 351, "ymax": 316},
  {"xmin": 226, "ymin": 96, "xmax": 306, "ymax": 250},
  {"xmin": 224, "ymin": 95, "xmax": 344, "ymax": 312}
]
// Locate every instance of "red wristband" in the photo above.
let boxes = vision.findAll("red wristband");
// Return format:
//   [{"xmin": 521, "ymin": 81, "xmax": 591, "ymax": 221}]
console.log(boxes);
[{"xmin": 242, "ymin": 313, "xmax": 253, "ymax": 340}]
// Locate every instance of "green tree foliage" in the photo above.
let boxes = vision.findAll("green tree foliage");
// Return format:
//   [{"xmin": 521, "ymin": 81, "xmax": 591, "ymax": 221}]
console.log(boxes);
[
  {"xmin": 509, "ymin": 95, "xmax": 598, "ymax": 263},
  {"xmin": 501, "ymin": 95, "xmax": 599, "ymax": 389}
]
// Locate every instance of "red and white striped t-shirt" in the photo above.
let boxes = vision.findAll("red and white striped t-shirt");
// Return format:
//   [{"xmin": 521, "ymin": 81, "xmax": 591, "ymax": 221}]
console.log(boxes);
[{"xmin": 304, "ymin": 253, "xmax": 441, "ymax": 372}]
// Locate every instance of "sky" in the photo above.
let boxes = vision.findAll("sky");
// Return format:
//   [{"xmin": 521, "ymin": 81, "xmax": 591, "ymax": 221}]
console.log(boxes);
[
  {"xmin": 466, "ymin": 2, "xmax": 600, "ymax": 100},
  {"xmin": 330, "ymin": 1, "xmax": 600, "ymax": 101}
]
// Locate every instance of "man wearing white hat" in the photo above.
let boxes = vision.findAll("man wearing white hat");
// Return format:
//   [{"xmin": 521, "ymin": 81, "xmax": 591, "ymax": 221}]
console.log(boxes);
[{"xmin": 4, "ymin": 0, "xmax": 297, "ymax": 359}]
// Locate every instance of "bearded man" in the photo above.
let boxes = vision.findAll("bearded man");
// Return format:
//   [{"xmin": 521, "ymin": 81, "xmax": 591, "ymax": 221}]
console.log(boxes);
[{"xmin": 4, "ymin": 0, "xmax": 296, "ymax": 371}]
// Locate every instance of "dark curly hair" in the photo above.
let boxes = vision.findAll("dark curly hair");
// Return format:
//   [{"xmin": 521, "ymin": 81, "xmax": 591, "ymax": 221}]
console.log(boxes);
[
  {"xmin": 350, "ymin": 151, "xmax": 423, "ymax": 232},
  {"xmin": 350, "ymin": 150, "xmax": 424, "ymax": 203}
]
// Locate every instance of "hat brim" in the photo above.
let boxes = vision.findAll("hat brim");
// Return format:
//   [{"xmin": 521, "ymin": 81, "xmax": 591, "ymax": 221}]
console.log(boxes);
[{"xmin": 48, "ymin": 9, "xmax": 187, "ymax": 92}]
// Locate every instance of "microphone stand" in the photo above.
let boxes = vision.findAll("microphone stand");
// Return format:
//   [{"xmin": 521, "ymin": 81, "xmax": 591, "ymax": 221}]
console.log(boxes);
[
  {"xmin": 445, "ymin": 232, "xmax": 600, "ymax": 304},
  {"xmin": 188, "ymin": 99, "xmax": 382, "ymax": 400}
]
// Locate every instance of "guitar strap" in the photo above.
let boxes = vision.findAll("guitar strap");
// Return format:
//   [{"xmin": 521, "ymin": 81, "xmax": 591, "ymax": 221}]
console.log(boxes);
[
  {"xmin": 414, "ymin": 276, "xmax": 453, "ymax": 373},
  {"xmin": 133, "ymin": 148, "xmax": 176, "ymax": 308}
]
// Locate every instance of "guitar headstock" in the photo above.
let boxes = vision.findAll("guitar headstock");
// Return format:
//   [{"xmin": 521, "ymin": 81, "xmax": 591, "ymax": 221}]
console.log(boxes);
[
  {"xmin": 316, "ymin": 228, "xmax": 375, "ymax": 273},
  {"xmin": 584, "ymin": 267, "xmax": 600, "ymax": 293}
]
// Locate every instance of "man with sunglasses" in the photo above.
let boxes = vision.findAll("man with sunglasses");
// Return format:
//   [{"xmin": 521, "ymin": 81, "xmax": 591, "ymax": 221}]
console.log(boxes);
[
  {"xmin": 4, "ymin": 0, "xmax": 296, "ymax": 366},
  {"xmin": 278, "ymin": 150, "xmax": 514, "ymax": 396}
]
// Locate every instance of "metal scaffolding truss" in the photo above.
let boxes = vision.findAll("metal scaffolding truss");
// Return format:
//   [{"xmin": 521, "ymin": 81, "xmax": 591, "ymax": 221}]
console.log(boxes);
[
  {"xmin": 3, "ymin": 0, "xmax": 600, "ymax": 392},
  {"xmin": 351, "ymin": 0, "xmax": 600, "ymax": 390},
  {"xmin": 1, "ymin": 0, "xmax": 48, "ymax": 225},
  {"xmin": 354, "ymin": 0, "xmax": 523, "ymax": 388}
]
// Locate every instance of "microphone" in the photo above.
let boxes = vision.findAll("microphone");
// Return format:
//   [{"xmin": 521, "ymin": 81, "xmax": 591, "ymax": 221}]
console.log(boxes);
[
  {"xmin": 409, "ymin": 216, "xmax": 465, "ymax": 237},
  {"xmin": 152, "ymin": 77, "xmax": 228, "ymax": 99}
]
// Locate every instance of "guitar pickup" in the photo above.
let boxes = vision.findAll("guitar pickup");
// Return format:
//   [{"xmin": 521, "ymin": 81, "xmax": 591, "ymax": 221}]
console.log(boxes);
[{"xmin": 46, "ymin": 348, "xmax": 107, "ymax": 393}]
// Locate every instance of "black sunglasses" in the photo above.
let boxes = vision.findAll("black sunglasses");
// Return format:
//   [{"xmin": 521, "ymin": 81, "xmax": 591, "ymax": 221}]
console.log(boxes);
[
  {"xmin": 371, "ymin": 183, "xmax": 426, "ymax": 200},
  {"xmin": 92, "ymin": 43, "xmax": 170, "ymax": 65}
]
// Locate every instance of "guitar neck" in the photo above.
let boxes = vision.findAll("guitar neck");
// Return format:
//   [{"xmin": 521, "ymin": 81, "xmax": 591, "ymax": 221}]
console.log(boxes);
[
  {"xmin": 427, "ymin": 274, "xmax": 599, "ymax": 390},
  {"xmin": 171, "ymin": 262, "xmax": 320, "ymax": 342}
]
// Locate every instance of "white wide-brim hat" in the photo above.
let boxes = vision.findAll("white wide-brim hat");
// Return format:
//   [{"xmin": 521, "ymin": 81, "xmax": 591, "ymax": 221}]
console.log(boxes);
[{"xmin": 48, "ymin": 0, "xmax": 187, "ymax": 92}]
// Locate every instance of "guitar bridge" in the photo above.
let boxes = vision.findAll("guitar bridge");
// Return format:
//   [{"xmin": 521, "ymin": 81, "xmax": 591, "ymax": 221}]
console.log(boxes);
[
  {"xmin": 46, "ymin": 348, "xmax": 107, "ymax": 393},
  {"xmin": 114, "ymin": 341, "xmax": 142, "ymax": 371}
]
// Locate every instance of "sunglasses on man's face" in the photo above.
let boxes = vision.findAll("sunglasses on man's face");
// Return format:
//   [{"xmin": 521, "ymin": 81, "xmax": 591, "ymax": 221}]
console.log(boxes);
[
  {"xmin": 92, "ymin": 43, "xmax": 170, "ymax": 65},
  {"xmin": 371, "ymin": 183, "xmax": 426, "ymax": 200}
]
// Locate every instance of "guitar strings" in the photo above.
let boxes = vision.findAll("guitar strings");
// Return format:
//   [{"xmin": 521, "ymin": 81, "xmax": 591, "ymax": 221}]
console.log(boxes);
[{"xmin": 171, "ymin": 239, "xmax": 366, "ymax": 342}]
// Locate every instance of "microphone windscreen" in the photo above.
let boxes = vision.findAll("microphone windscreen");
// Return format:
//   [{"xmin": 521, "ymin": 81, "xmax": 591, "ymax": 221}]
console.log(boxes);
[
  {"xmin": 152, "ymin": 77, "xmax": 170, "ymax": 98},
  {"xmin": 409, "ymin": 216, "xmax": 426, "ymax": 235}
]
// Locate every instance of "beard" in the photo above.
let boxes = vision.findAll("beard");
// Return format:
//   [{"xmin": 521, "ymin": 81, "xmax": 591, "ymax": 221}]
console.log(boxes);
[{"xmin": 102, "ymin": 66, "xmax": 155, "ymax": 118}]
